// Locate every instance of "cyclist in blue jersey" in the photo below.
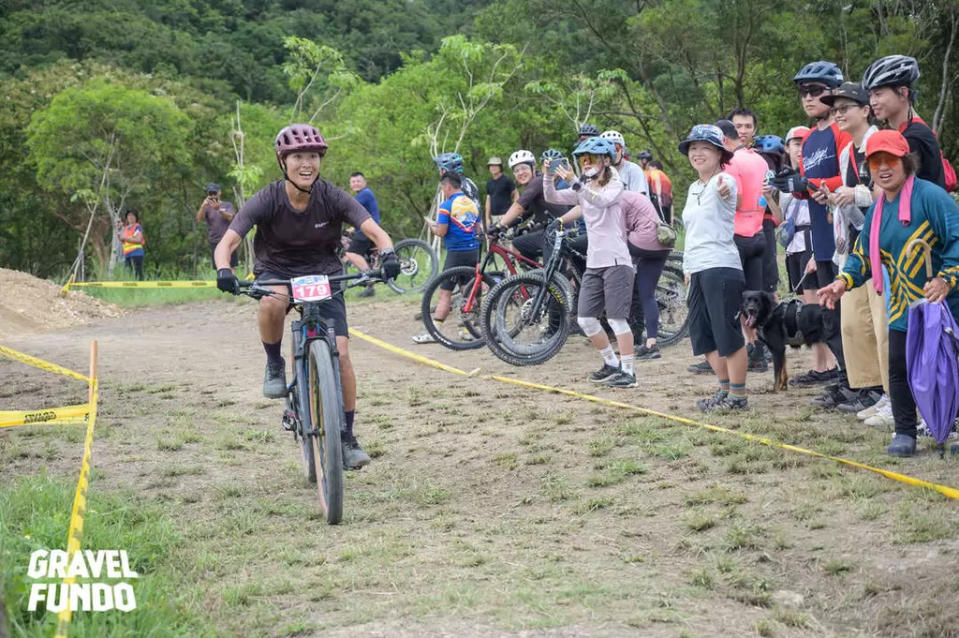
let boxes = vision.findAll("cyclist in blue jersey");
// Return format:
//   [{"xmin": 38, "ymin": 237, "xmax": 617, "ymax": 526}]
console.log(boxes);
[{"xmin": 413, "ymin": 172, "xmax": 481, "ymax": 344}]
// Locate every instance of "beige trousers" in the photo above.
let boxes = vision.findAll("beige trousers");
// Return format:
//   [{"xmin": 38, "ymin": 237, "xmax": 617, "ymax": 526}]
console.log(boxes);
[{"xmin": 840, "ymin": 280, "xmax": 890, "ymax": 392}]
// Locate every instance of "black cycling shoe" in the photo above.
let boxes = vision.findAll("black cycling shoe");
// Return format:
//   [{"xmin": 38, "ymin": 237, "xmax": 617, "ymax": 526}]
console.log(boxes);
[
  {"xmin": 634, "ymin": 344, "xmax": 661, "ymax": 360},
  {"xmin": 342, "ymin": 436, "xmax": 371, "ymax": 469},
  {"xmin": 589, "ymin": 363, "xmax": 620, "ymax": 383},
  {"xmin": 688, "ymin": 360, "xmax": 713, "ymax": 375},
  {"xmin": 263, "ymin": 358, "xmax": 287, "ymax": 399},
  {"xmin": 790, "ymin": 368, "xmax": 839, "ymax": 386}
]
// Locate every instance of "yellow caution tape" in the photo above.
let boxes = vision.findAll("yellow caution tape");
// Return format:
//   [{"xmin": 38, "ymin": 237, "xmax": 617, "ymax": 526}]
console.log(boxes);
[
  {"xmin": 66, "ymin": 280, "xmax": 216, "ymax": 288},
  {"xmin": 54, "ymin": 377, "xmax": 98, "ymax": 638},
  {"xmin": 0, "ymin": 404, "xmax": 90, "ymax": 429},
  {"xmin": 0, "ymin": 345, "xmax": 90, "ymax": 382},
  {"xmin": 348, "ymin": 329, "xmax": 959, "ymax": 501}
]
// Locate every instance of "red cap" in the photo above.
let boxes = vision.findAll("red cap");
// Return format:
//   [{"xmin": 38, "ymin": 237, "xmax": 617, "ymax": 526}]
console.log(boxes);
[{"xmin": 865, "ymin": 129, "xmax": 910, "ymax": 158}]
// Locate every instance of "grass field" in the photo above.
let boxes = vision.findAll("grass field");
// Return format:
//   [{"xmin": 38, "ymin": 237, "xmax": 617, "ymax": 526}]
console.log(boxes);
[{"xmin": 2, "ymin": 290, "xmax": 958, "ymax": 637}]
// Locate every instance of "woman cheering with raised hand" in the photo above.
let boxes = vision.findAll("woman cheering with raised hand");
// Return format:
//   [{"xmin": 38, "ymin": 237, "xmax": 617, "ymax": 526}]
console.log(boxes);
[{"xmin": 679, "ymin": 125, "xmax": 749, "ymax": 412}]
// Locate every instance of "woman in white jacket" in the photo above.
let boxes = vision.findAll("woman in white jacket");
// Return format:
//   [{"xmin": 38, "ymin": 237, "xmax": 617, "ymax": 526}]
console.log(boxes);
[{"xmin": 545, "ymin": 137, "xmax": 635, "ymax": 388}]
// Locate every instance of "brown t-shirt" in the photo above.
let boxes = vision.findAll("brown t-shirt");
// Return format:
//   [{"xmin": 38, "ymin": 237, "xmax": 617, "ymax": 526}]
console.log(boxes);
[
  {"xmin": 201, "ymin": 201, "xmax": 235, "ymax": 243},
  {"xmin": 517, "ymin": 174, "xmax": 570, "ymax": 223},
  {"xmin": 230, "ymin": 179, "xmax": 371, "ymax": 277}
]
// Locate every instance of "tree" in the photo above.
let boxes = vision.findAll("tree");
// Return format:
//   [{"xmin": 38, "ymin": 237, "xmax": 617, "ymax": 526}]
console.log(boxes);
[{"xmin": 26, "ymin": 79, "xmax": 190, "ymax": 274}]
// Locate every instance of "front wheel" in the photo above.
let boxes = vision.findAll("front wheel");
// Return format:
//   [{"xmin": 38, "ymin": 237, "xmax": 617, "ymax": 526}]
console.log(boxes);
[
  {"xmin": 307, "ymin": 340, "xmax": 344, "ymax": 524},
  {"xmin": 481, "ymin": 271, "xmax": 571, "ymax": 366},
  {"xmin": 654, "ymin": 266, "xmax": 689, "ymax": 347},
  {"xmin": 387, "ymin": 238, "xmax": 439, "ymax": 294},
  {"xmin": 420, "ymin": 266, "xmax": 494, "ymax": 350}
]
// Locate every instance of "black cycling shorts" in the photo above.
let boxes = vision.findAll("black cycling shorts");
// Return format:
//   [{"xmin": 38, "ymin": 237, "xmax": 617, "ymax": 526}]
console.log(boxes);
[
  {"xmin": 255, "ymin": 269, "xmax": 349, "ymax": 338},
  {"xmin": 439, "ymin": 249, "xmax": 480, "ymax": 291},
  {"xmin": 733, "ymin": 232, "xmax": 765, "ymax": 291},
  {"xmin": 687, "ymin": 267, "xmax": 746, "ymax": 358},
  {"xmin": 346, "ymin": 234, "xmax": 374, "ymax": 257}
]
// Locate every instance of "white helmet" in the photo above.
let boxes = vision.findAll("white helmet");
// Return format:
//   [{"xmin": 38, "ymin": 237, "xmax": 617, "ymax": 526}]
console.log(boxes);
[
  {"xmin": 600, "ymin": 130, "xmax": 625, "ymax": 146},
  {"xmin": 508, "ymin": 149, "xmax": 535, "ymax": 169}
]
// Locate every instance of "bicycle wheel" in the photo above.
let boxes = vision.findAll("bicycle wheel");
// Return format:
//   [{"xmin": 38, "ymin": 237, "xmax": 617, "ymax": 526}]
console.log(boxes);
[
  {"xmin": 307, "ymin": 340, "xmax": 344, "ymax": 524},
  {"xmin": 291, "ymin": 375, "xmax": 316, "ymax": 483},
  {"xmin": 654, "ymin": 266, "xmax": 689, "ymax": 347},
  {"xmin": 387, "ymin": 238, "xmax": 439, "ymax": 294},
  {"xmin": 481, "ymin": 271, "xmax": 571, "ymax": 366},
  {"xmin": 420, "ymin": 267, "xmax": 495, "ymax": 350}
]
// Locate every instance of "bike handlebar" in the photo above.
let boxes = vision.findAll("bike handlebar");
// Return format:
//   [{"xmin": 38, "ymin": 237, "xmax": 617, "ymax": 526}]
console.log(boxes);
[{"xmin": 236, "ymin": 269, "xmax": 386, "ymax": 300}]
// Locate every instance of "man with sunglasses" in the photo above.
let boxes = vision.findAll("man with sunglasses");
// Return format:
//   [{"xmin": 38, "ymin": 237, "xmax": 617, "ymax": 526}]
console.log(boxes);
[{"xmin": 770, "ymin": 61, "xmax": 851, "ymax": 388}]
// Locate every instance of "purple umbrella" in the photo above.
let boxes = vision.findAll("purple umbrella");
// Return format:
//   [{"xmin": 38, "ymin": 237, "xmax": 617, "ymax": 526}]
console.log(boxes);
[{"xmin": 905, "ymin": 239, "xmax": 959, "ymax": 451}]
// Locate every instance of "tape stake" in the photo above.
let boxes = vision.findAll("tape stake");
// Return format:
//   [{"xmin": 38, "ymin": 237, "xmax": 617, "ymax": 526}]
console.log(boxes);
[
  {"xmin": 54, "ymin": 342, "xmax": 98, "ymax": 638},
  {"xmin": 350, "ymin": 331, "xmax": 959, "ymax": 501}
]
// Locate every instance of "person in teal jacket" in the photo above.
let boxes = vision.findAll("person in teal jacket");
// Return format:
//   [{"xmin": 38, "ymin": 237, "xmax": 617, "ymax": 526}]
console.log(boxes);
[{"xmin": 818, "ymin": 129, "xmax": 959, "ymax": 457}]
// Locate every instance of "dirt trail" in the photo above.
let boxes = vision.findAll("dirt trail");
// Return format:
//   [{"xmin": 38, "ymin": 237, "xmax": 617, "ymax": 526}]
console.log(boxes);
[{"xmin": 2, "ymin": 293, "xmax": 958, "ymax": 637}]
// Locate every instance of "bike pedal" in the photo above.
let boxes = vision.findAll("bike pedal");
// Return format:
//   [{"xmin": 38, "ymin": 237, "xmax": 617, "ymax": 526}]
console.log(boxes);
[{"xmin": 281, "ymin": 410, "xmax": 299, "ymax": 432}]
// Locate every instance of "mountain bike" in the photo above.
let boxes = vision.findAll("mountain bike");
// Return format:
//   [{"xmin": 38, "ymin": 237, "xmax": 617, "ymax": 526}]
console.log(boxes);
[
  {"xmin": 418, "ymin": 232, "xmax": 543, "ymax": 350},
  {"xmin": 237, "ymin": 269, "xmax": 385, "ymax": 524},
  {"xmin": 480, "ymin": 227, "xmax": 577, "ymax": 366},
  {"xmin": 340, "ymin": 230, "xmax": 438, "ymax": 293}
]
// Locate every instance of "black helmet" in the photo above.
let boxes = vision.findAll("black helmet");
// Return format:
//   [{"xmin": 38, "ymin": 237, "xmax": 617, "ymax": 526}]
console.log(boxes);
[
  {"xmin": 861, "ymin": 55, "xmax": 920, "ymax": 90},
  {"xmin": 540, "ymin": 148, "xmax": 565, "ymax": 162},
  {"xmin": 577, "ymin": 123, "xmax": 600, "ymax": 137},
  {"xmin": 793, "ymin": 61, "xmax": 844, "ymax": 89},
  {"xmin": 637, "ymin": 150, "xmax": 653, "ymax": 161}
]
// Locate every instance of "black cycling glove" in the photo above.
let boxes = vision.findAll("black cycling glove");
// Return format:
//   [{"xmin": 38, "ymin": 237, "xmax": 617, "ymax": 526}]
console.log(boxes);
[
  {"xmin": 769, "ymin": 168, "xmax": 810, "ymax": 194},
  {"xmin": 487, "ymin": 223, "xmax": 505, "ymax": 239},
  {"xmin": 216, "ymin": 268, "xmax": 239, "ymax": 295},
  {"xmin": 380, "ymin": 249, "xmax": 401, "ymax": 280}
]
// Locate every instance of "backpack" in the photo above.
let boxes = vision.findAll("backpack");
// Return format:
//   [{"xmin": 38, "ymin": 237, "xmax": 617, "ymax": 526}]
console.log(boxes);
[{"xmin": 941, "ymin": 153, "xmax": 957, "ymax": 192}]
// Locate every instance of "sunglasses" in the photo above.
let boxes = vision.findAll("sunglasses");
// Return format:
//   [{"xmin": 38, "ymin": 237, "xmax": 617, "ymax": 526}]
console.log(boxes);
[
  {"xmin": 829, "ymin": 104, "xmax": 865, "ymax": 116},
  {"xmin": 798, "ymin": 85, "xmax": 828, "ymax": 98},
  {"xmin": 577, "ymin": 153, "xmax": 605, "ymax": 167},
  {"xmin": 867, "ymin": 152, "xmax": 902, "ymax": 171}
]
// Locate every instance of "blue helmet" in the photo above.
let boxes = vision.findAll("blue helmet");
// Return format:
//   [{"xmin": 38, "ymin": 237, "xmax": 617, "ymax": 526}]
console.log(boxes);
[
  {"xmin": 793, "ymin": 61, "xmax": 844, "ymax": 88},
  {"xmin": 540, "ymin": 148, "xmax": 565, "ymax": 162},
  {"xmin": 678, "ymin": 124, "xmax": 733, "ymax": 163},
  {"xmin": 572, "ymin": 137, "xmax": 617, "ymax": 161},
  {"xmin": 433, "ymin": 152, "xmax": 464, "ymax": 174},
  {"xmin": 753, "ymin": 135, "xmax": 784, "ymax": 155}
]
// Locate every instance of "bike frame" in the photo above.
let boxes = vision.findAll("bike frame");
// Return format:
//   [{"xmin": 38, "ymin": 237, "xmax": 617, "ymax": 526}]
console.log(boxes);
[{"xmin": 454, "ymin": 237, "xmax": 543, "ymax": 315}]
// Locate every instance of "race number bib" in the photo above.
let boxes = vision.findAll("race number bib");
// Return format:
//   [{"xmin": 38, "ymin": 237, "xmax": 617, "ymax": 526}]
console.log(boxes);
[{"xmin": 290, "ymin": 275, "xmax": 332, "ymax": 302}]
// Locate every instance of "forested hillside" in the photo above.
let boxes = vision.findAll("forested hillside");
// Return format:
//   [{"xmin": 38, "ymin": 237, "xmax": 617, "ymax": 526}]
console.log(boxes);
[{"xmin": 1, "ymin": 0, "xmax": 957, "ymax": 278}]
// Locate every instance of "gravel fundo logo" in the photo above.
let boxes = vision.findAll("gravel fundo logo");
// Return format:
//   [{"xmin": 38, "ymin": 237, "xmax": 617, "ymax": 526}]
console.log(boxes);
[{"xmin": 27, "ymin": 550, "xmax": 138, "ymax": 612}]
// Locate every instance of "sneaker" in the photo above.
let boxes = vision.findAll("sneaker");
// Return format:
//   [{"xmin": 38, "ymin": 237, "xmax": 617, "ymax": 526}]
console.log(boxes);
[
  {"xmin": 634, "ymin": 344, "xmax": 661, "ymax": 360},
  {"xmin": 342, "ymin": 435, "xmax": 371, "ymax": 469},
  {"xmin": 412, "ymin": 332, "xmax": 437, "ymax": 344},
  {"xmin": 698, "ymin": 394, "xmax": 749, "ymax": 413},
  {"xmin": 789, "ymin": 368, "xmax": 839, "ymax": 386},
  {"xmin": 589, "ymin": 363, "xmax": 621, "ymax": 383},
  {"xmin": 605, "ymin": 371, "xmax": 638, "ymax": 388},
  {"xmin": 864, "ymin": 402, "xmax": 894, "ymax": 428},
  {"xmin": 836, "ymin": 389, "xmax": 882, "ymax": 414},
  {"xmin": 747, "ymin": 342, "xmax": 769, "ymax": 372},
  {"xmin": 857, "ymin": 393, "xmax": 889, "ymax": 420},
  {"xmin": 263, "ymin": 358, "xmax": 287, "ymax": 399},
  {"xmin": 810, "ymin": 383, "xmax": 856, "ymax": 409},
  {"xmin": 687, "ymin": 360, "xmax": 713, "ymax": 375},
  {"xmin": 887, "ymin": 433, "xmax": 917, "ymax": 457},
  {"xmin": 356, "ymin": 285, "xmax": 375, "ymax": 298},
  {"xmin": 747, "ymin": 358, "xmax": 769, "ymax": 373}
]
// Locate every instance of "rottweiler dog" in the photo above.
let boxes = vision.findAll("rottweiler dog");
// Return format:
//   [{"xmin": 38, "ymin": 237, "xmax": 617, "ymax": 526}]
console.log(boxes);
[{"xmin": 740, "ymin": 291, "xmax": 844, "ymax": 391}]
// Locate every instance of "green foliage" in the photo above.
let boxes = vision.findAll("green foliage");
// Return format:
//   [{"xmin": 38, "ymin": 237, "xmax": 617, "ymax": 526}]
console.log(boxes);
[{"xmin": 3, "ymin": 0, "xmax": 959, "ymax": 278}]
